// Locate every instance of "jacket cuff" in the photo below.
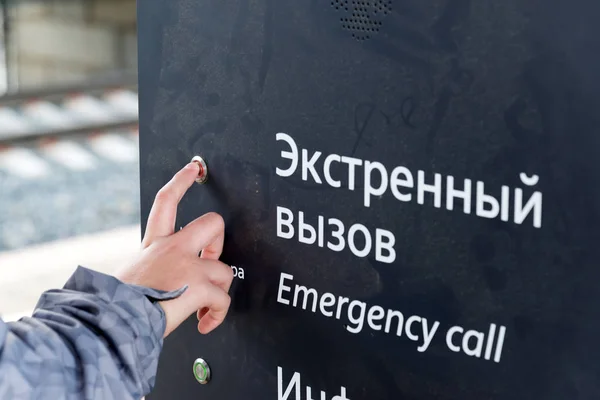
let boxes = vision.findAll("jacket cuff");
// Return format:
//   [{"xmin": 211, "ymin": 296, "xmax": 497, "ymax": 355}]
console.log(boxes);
[
  {"xmin": 34, "ymin": 265, "xmax": 187, "ymax": 395},
  {"xmin": 60, "ymin": 266, "xmax": 187, "ymax": 342}
]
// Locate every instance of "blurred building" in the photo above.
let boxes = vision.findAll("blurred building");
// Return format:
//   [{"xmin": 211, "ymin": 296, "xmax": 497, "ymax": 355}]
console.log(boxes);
[{"xmin": 3, "ymin": 0, "xmax": 137, "ymax": 91}]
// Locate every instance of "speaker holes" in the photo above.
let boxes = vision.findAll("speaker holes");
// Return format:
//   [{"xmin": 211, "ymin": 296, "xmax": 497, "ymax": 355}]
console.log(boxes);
[{"xmin": 332, "ymin": 0, "xmax": 391, "ymax": 41}]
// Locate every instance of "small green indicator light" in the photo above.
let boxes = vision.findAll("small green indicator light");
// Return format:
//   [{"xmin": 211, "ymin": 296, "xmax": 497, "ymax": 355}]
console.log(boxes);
[{"xmin": 193, "ymin": 358, "xmax": 211, "ymax": 384}]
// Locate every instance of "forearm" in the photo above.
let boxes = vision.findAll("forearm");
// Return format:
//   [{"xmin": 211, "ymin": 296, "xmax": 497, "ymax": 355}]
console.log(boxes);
[{"xmin": 0, "ymin": 266, "xmax": 185, "ymax": 400}]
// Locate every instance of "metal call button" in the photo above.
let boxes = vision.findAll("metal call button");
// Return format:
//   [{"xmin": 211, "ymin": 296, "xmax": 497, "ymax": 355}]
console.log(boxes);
[
  {"xmin": 191, "ymin": 156, "xmax": 208, "ymax": 184},
  {"xmin": 193, "ymin": 358, "xmax": 211, "ymax": 384}
]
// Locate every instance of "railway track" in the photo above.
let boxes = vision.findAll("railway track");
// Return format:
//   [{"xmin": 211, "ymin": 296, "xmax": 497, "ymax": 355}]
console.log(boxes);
[
  {"xmin": 0, "ymin": 73, "xmax": 138, "ymax": 142},
  {"xmin": 0, "ymin": 74, "xmax": 139, "ymax": 178},
  {"xmin": 0, "ymin": 75, "xmax": 141, "ymax": 251}
]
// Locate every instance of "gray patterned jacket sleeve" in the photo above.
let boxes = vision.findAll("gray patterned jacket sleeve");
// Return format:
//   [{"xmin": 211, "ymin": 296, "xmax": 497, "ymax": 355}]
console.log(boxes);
[{"xmin": 0, "ymin": 266, "xmax": 187, "ymax": 400}]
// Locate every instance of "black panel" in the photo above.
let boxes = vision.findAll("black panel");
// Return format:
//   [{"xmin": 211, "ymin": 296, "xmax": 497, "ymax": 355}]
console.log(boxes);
[{"xmin": 139, "ymin": 0, "xmax": 600, "ymax": 398}]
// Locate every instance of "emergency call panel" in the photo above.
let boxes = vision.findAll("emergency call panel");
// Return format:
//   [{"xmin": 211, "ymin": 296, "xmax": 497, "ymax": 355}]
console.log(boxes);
[{"xmin": 139, "ymin": 0, "xmax": 600, "ymax": 398}]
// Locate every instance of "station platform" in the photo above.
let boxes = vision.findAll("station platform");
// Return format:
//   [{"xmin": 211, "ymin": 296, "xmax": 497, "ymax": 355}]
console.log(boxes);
[{"xmin": 0, "ymin": 224, "xmax": 140, "ymax": 321}]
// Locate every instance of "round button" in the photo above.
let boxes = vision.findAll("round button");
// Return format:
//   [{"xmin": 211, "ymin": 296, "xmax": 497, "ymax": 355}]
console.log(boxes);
[
  {"xmin": 193, "ymin": 358, "xmax": 211, "ymax": 384},
  {"xmin": 191, "ymin": 156, "xmax": 209, "ymax": 184}
]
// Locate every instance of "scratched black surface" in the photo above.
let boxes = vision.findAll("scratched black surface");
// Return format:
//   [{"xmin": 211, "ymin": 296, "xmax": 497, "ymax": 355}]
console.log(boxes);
[{"xmin": 139, "ymin": 0, "xmax": 600, "ymax": 399}]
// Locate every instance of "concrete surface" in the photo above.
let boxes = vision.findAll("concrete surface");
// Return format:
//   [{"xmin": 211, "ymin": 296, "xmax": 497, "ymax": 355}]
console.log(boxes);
[{"xmin": 0, "ymin": 224, "xmax": 141, "ymax": 319}]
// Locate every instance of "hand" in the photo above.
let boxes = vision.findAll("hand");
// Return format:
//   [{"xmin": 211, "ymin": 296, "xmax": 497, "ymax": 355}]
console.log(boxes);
[{"xmin": 116, "ymin": 162, "xmax": 234, "ymax": 338}]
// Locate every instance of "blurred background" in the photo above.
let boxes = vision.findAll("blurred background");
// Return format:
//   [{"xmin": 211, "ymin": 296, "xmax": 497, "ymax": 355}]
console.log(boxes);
[{"xmin": 0, "ymin": 0, "xmax": 142, "ymax": 320}]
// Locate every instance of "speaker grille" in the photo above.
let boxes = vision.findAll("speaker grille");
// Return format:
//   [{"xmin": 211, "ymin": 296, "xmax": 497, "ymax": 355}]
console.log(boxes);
[{"xmin": 331, "ymin": 0, "xmax": 392, "ymax": 41}]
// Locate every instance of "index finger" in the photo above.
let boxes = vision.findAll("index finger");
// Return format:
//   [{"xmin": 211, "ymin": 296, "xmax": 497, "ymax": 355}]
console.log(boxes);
[{"xmin": 143, "ymin": 162, "xmax": 200, "ymax": 247}]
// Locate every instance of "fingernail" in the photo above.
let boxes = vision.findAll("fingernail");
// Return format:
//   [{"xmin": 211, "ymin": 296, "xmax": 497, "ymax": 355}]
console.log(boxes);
[
  {"xmin": 186, "ymin": 162, "xmax": 200, "ymax": 171},
  {"xmin": 190, "ymin": 156, "xmax": 209, "ymax": 184}
]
